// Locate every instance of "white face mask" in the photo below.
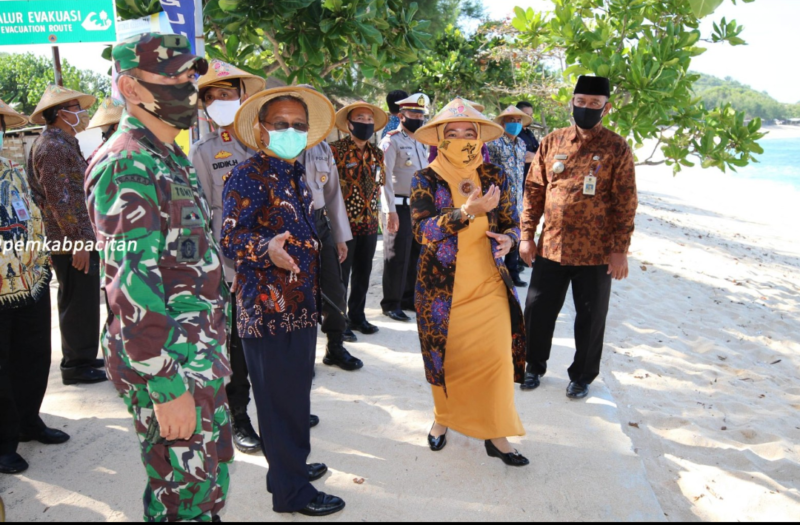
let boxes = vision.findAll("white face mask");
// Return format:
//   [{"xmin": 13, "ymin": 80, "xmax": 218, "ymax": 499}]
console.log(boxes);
[
  {"xmin": 206, "ymin": 99, "xmax": 241, "ymax": 127},
  {"xmin": 61, "ymin": 109, "xmax": 89, "ymax": 133}
]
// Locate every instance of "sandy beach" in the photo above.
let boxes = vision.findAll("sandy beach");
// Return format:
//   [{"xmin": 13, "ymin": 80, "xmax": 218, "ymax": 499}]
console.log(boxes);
[{"xmin": 1, "ymin": 161, "xmax": 798, "ymax": 521}]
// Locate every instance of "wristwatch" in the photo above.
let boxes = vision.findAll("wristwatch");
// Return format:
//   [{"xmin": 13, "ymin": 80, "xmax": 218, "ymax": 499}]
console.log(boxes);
[{"xmin": 460, "ymin": 204, "xmax": 476, "ymax": 221}]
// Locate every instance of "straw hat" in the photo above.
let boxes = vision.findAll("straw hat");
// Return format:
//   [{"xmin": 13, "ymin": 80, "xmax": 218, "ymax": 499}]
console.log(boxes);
[
  {"xmin": 334, "ymin": 101, "xmax": 389, "ymax": 134},
  {"xmin": 87, "ymin": 98, "xmax": 123, "ymax": 130},
  {"xmin": 415, "ymin": 97, "xmax": 504, "ymax": 146},
  {"xmin": 461, "ymin": 97, "xmax": 485, "ymax": 113},
  {"xmin": 30, "ymin": 84, "xmax": 96, "ymax": 126},
  {"xmin": 493, "ymin": 105, "xmax": 533, "ymax": 128},
  {"xmin": 198, "ymin": 59, "xmax": 267, "ymax": 98},
  {"xmin": 0, "ymin": 98, "xmax": 27, "ymax": 129},
  {"xmin": 234, "ymin": 86, "xmax": 335, "ymax": 152}
]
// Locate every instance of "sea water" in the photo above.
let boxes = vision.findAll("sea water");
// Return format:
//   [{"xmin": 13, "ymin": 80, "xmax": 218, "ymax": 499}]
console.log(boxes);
[{"xmin": 733, "ymin": 136, "xmax": 800, "ymax": 190}]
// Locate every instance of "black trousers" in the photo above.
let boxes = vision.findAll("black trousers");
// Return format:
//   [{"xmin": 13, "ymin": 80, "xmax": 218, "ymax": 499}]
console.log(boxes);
[
  {"xmin": 524, "ymin": 256, "xmax": 612, "ymax": 384},
  {"xmin": 315, "ymin": 209, "xmax": 347, "ymax": 341},
  {"xmin": 341, "ymin": 233, "xmax": 378, "ymax": 324},
  {"xmin": 51, "ymin": 252, "xmax": 100, "ymax": 368},
  {"xmin": 381, "ymin": 204, "xmax": 420, "ymax": 312},
  {"xmin": 225, "ymin": 294, "xmax": 251, "ymax": 419},
  {"xmin": 242, "ymin": 329, "xmax": 318, "ymax": 513},
  {"xmin": 0, "ymin": 293, "xmax": 52, "ymax": 455}
]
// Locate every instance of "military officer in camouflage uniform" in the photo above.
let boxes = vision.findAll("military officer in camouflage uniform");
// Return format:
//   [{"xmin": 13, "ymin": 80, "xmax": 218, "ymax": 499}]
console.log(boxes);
[{"xmin": 85, "ymin": 33, "xmax": 233, "ymax": 522}]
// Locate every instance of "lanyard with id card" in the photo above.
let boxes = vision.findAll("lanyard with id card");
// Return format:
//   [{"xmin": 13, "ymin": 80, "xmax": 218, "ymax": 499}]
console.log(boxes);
[
  {"xmin": 583, "ymin": 158, "xmax": 601, "ymax": 196},
  {"xmin": 11, "ymin": 196, "xmax": 31, "ymax": 222}
]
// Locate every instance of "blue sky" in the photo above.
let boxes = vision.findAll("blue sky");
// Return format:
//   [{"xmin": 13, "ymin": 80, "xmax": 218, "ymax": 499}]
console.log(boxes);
[{"xmin": 2, "ymin": 0, "xmax": 796, "ymax": 103}]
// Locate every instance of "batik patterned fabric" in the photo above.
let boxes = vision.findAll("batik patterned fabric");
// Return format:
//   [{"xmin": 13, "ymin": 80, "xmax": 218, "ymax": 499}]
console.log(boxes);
[
  {"xmin": 0, "ymin": 156, "xmax": 51, "ymax": 311},
  {"xmin": 410, "ymin": 163, "xmax": 526, "ymax": 391},
  {"xmin": 220, "ymin": 152, "xmax": 320, "ymax": 338},
  {"xmin": 487, "ymin": 134, "xmax": 527, "ymax": 218},
  {"xmin": 86, "ymin": 114, "xmax": 232, "ymax": 404},
  {"xmin": 381, "ymin": 114, "xmax": 400, "ymax": 139},
  {"xmin": 122, "ymin": 377, "xmax": 233, "ymax": 522},
  {"xmin": 521, "ymin": 124, "xmax": 638, "ymax": 265},
  {"xmin": 329, "ymin": 135, "xmax": 386, "ymax": 236},
  {"xmin": 26, "ymin": 127, "xmax": 96, "ymax": 253}
]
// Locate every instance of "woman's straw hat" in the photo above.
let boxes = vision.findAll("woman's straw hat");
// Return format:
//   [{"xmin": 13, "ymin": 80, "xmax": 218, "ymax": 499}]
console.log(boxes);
[
  {"xmin": 234, "ymin": 86, "xmax": 335, "ymax": 152},
  {"xmin": 87, "ymin": 98, "xmax": 123, "ymax": 130},
  {"xmin": 461, "ymin": 97, "xmax": 485, "ymax": 113},
  {"xmin": 198, "ymin": 59, "xmax": 267, "ymax": 98},
  {"xmin": 334, "ymin": 101, "xmax": 388, "ymax": 134},
  {"xmin": 30, "ymin": 84, "xmax": 96, "ymax": 126},
  {"xmin": 415, "ymin": 97, "xmax": 503, "ymax": 146},
  {"xmin": 493, "ymin": 105, "xmax": 533, "ymax": 128},
  {"xmin": 0, "ymin": 98, "xmax": 27, "ymax": 129}
]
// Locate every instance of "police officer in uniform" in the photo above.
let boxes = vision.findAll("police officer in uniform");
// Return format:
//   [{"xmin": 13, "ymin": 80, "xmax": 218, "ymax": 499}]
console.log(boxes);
[
  {"xmin": 85, "ymin": 33, "xmax": 233, "ymax": 521},
  {"xmin": 190, "ymin": 59, "xmax": 265, "ymax": 454},
  {"xmin": 298, "ymin": 129, "xmax": 362, "ymax": 371},
  {"xmin": 379, "ymin": 93, "xmax": 429, "ymax": 321}
]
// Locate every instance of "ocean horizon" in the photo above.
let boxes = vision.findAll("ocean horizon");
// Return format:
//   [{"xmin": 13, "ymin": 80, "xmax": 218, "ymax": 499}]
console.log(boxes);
[{"xmin": 732, "ymin": 134, "xmax": 800, "ymax": 190}]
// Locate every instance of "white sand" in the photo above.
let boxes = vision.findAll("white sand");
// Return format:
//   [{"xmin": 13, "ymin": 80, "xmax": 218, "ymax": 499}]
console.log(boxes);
[
  {"xmin": 2, "ymin": 161, "xmax": 799, "ymax": 521},
  {"xmin": 761, "ymin": 124, "xmax": 800, "ymax": 140}
]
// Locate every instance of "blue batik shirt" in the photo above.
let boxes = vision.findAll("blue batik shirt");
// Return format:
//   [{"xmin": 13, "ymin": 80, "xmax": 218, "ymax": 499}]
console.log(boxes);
[
  {"xmin": 220, "ymin": 152, "xmax": 320, "ymax": 338},
  {"xmin": 487, "ymin": 134, "xmax": 527, "ymax": 218},
  {"xmin": 381, "ymin": 114, "xmax": 401, "ymax": 139}
]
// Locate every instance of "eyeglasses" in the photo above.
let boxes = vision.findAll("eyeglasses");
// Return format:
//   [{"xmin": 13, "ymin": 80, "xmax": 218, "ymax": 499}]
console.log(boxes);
[{"xmin": 264, "ymin": 121, "xmax": 309, "ymax": 132}]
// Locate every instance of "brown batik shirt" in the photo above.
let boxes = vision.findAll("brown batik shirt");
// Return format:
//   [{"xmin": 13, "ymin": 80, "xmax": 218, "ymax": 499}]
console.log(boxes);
[
  {"xmin": 330, "ymin": 136, "xmax": 386, "ymax": 236},
  {"xmin": 521, "ymin": 124, "xmax": 638, "ymax": 266}
]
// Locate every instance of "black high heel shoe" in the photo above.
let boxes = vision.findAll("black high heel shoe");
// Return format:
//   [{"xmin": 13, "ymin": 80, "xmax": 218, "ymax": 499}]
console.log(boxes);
[
  {"xmin": 427, "ymin": 423, "xmax": 447, "ymax": 451},
  {"xmin": 484, "ymin": 440, "xmax": 529, "ymax": 467}
]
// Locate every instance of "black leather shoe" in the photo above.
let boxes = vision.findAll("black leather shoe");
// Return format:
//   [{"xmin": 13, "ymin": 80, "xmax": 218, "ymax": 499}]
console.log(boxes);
[
  {"xmin": 90, "ymin": 358, "xmax": 105, "ymax": 368},
  {"xmin": 61, "ymin": 366, "xmax": 107, "ymax": 385},
  {"xmin": 427, "ymin": 424, "xmax": 447, "ymax": 452},
  {"xmin": 512, "ymin": 278, "xmax": 528, "ymax": 287},
  {"xmin": 342, "ymin": 328, "xmax": 358, "ymax": 343},
  {"xmin": 232, "ymin": 419, "xmax": 261, "ymax": 454},
  {"xmin": 400, "ymin": 302, "xmax": 415, "ymax": 312},
  {"xmin": 310, "ymin": 414, "xmax": 319, "ymax": 428},
  {"xmin": 520, "ymin": 372, "xmax": 541, "ymax": 391},
  {"xmin": 566, "ymin": 381, "xmax": 589, "ymax": 399},
  {"xmin": 19, "ymin": 427, "xmax": 70, "ymax": 445},
  {"xmin": 348, "ymin": 320, "xmax": 379, "ymax": 335},
  {"xmin": 297, "ymin": 492, "xmax": 345, "ymax": 517},
  {"xmin": 323, "ymin": 343, "xmax": 364, "ymax": 371},
  {"xmin": 484, "ymin": 440, "xmax": 530, "ymax": 467},
  {"xmin": 307, "ymin": 462, "xmax": 328, "ymax": 481},
  {"xmin": 383, "ymin": 309, "xmax": 412, "ymax": 322},
  {"xmin": 0, "ymin": 453, "xmax": 29, "ymax": 474}
]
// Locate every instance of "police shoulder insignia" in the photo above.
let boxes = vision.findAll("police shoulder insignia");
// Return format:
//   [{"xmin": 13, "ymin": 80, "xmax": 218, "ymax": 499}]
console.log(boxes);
[{"xmin": 221, "ymin": 131, "xmax": 232, "ymax": 143}]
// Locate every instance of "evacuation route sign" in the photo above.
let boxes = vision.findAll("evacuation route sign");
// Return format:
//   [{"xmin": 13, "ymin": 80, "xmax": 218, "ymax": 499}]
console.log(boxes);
[{"xmin": 0, "ymin": 0, "xmax": 117, "ymax": 46}]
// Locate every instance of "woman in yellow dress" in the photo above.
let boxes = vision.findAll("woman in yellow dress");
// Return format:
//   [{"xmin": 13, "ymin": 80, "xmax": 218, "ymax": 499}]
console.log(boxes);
[{"xmin": 410, "ymin": 98, "xmax": 528, "ymax": 466}]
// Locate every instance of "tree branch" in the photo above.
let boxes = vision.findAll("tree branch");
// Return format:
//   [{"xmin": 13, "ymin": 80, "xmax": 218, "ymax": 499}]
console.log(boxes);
[
  {"xmin": 211, "ymin": 22, "xmax": 227, "ymax": 58},
  {"xmin": 263, "ymin": 31, "xmax": 292, "ymax": 77},
  {"xmin": 635, "ymin": 159, "xmax": 666, "ymax": 166},
  {"xmin": 321, "ymin": 58, "xmax": 350, "ymax": 78}
]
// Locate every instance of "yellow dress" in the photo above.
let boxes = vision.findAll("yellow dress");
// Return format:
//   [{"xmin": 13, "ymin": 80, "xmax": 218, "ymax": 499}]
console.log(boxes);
[{"xmin": 431, "ymin": 169, "xmax": 525, "ymax": 440}]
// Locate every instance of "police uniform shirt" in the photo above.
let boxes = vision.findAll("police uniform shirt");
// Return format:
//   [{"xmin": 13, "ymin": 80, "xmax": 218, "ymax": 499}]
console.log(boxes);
[
  {"xmin": 189, "ymin": 128, "xmax": 255, "ymax": 280},
  {"xmin": 379, "ymin": 129, "xmax": 428, "ymax": 213},
  {"xmin": 299, "ymin": 142, "xmax": 353, "ymax": 244}
]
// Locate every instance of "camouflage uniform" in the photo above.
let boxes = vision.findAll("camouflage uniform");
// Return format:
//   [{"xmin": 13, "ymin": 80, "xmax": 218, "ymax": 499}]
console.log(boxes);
[{"xmin": 85, "ymin": 33, "xmax": 232, "ymax": 523}]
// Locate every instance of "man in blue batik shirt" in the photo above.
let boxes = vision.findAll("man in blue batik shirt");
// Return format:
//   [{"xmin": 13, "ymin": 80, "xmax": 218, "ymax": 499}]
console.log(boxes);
[{"xmin": 380, "ymin": 89, "xmax": 408, "ymax": 139}]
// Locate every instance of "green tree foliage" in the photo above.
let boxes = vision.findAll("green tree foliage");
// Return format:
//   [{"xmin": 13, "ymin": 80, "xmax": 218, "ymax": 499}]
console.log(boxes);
[
  {"xmin": 693, "ymin": 74, "xmax": 800, "ymax": 120},
  {"xmin": 513, "ymin": 0, "xmax": 765, "ymax": 172},
  {"xmin": 203, "ymin": 0, "xmax": 432, "ymax": 86},
  {"xmin": 0, "ymin": 53, "xmax": 110, "ymax": 118}
]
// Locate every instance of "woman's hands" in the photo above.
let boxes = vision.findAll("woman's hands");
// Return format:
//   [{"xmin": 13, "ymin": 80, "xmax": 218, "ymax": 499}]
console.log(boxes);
[
  {"xmin": 463, "ymin": 184, "xmax": 500, "ymax": 217},
  {"xmin": 486, "ymin": 231, "xmax": 513, "ymax": 258}
]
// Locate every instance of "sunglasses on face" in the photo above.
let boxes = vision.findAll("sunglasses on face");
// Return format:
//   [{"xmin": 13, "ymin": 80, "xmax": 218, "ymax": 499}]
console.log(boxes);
[{"xmin": 264, "ymin": 121, "xmax": 309, "ymax": 132}]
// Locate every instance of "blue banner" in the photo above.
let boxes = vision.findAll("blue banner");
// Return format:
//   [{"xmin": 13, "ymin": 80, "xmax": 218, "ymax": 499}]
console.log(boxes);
[{"xmin": 159, "ymin": 0, "xmax": 195, "ymax": 52}]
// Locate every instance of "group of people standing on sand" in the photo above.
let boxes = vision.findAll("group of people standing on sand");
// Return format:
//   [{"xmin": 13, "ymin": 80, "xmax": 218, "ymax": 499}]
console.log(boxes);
[{"xmin": 0, "ymin": 30, "xmax": 637, "ymax": 521}]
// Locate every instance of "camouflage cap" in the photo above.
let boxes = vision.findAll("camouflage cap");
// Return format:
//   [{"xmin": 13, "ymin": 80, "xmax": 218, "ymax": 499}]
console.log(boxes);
[{"xmin": 113, "ymin": 32, "xmax": 209, "ymax": 77}]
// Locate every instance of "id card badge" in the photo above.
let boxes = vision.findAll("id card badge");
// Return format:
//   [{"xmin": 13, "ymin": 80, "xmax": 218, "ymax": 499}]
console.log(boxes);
[
  {"xmin": 11, "ymin": 197, "xmax": 30, "ymax": 221},
  {"xmin": 583, "ymin": 175, "xmax": 597, "ymax": 196},
  {"xmin": 375, "ymin": 166, "xmax": 382, "ymax": 182}
]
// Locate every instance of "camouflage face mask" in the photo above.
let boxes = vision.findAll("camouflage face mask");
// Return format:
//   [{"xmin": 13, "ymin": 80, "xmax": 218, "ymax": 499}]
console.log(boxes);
[{"xmin": 128, "ymin": 76, "xmax": 199, "ymax": 130}]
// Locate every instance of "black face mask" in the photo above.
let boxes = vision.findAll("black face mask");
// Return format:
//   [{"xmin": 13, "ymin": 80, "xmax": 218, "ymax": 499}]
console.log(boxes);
[
  {"xmin": 349, "ymin": 120, "xmax": 375, "ymax": 141},
  {"xmin": 573, "ymin": 106, "xmax": 604, "ymax": 130},
  {"xmin": 402, "ymin": 117, "xmax": 423, "ymax": 133}
]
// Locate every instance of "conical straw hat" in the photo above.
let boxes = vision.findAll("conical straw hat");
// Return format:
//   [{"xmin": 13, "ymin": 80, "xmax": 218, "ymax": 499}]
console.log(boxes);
[
  {"xmin": 461, "ymin": 97, "xmax": 485, "ymax": 113},
  {"xmin": 0, "ymin": 98, "xmax": 27, "ymax": 129},
  {"xmin": 30, "ymin": 84, "xmax": 96, "ymax": 125},
  {"xmin": 493, "ymin": 105, "xmax": 532, "ymax": 128},
  {"xmin": 415, "ymin": 97, "xmax": 503, "ymax": 146},
  {"xmin": 199, "ymin": 59, "xmax": 267, "ymax": 98},
  {"xmin": 87, "ymin": 98, "xmax": 123, "ymax": 130},
  {"xmin": 234, "ymin": 86, "xmax": 335, "ymax": 152},
  {"xmin": 334, "ymin": 101, "xmax": 389, "ymax": 134}
]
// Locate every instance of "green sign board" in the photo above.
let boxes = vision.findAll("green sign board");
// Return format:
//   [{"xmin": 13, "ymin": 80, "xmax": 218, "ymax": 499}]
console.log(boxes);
[{"xmin": 0, "ymin": 0, "xmax": 117, "ymax": 46}]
